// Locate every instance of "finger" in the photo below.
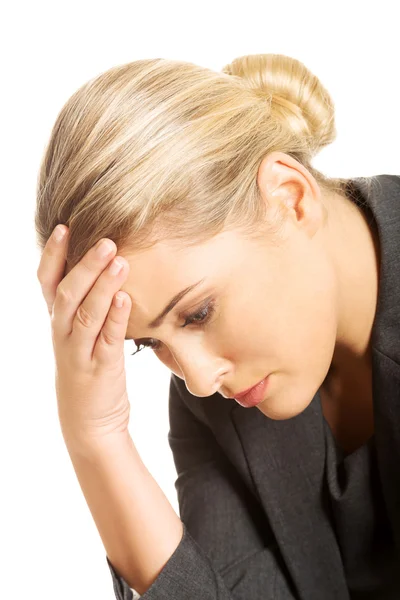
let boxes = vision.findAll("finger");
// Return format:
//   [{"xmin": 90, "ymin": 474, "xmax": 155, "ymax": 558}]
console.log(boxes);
[
  {"xmin": 37, "ymin": 225, "xmax": 69, "ymax": 316},
  {"xmin": 94, "ymin": 290, "xmax": 132, "ymax": 365},
  {"xmin": 66, "ymin": 255, "xmax": 130, "ymax": 361},
  {"xmin": 52, "ymin": 238, "xmax": 118, "ymax": 338}
]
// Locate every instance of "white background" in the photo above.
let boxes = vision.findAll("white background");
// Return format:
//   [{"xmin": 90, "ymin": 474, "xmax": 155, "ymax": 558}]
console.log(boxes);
[{"xmin": 1, "ymin": 1, "xmax": 399, "ymax": 598}]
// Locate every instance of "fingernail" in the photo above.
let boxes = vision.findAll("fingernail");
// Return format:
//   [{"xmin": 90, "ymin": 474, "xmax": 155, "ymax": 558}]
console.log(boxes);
[
  {"xmin": 96, "ymin": 239, "xmax": 114, "ymax": 258},
  {"xmin": 54, "ymin": 225, "xmax": 66, "ymax": 242}
]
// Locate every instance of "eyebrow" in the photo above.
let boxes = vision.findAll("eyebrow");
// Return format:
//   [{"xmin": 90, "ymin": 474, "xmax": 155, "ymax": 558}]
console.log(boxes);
[{"xmin": 124, "ymin": 277, "xmax": 206, "ymax": 340}]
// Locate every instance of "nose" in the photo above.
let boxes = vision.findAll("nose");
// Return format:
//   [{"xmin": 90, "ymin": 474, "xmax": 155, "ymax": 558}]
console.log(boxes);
[{"xmin": 171, "ymin": 346, "xmax": 229, "ymax": 398}]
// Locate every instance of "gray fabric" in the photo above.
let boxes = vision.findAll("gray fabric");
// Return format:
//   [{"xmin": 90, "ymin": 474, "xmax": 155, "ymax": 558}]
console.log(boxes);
[{"xmin": 107, "ymin": 174, "xmax": 400, "ymax": 599}]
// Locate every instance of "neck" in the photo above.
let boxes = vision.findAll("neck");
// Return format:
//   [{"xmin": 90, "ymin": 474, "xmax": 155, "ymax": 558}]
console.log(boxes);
[{"xmin": 325, "ymin": 190, "xmax": 381, "ymax": 381}]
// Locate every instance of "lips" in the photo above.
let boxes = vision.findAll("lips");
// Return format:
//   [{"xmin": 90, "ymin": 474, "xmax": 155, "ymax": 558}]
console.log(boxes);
[
  {"xmin": 233, "ymin": 376, "xmax": 270, "ymax": 408},
  {"xmin": 233, "ymin": 377, "xmax": 267, "ymax": 399}
]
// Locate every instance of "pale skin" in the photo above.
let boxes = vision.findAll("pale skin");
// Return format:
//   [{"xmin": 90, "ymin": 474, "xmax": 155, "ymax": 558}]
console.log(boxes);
[
  {"xmin": 60, "ymin": 151, "xmax": 380, "ymax": 452},
  {"xmin": 40, "ymin": 151, "xmax": 381, "ymax": 592},
  {"xmin": 115, "ymin": 152, "xmax": 380, "ymax": 454}
]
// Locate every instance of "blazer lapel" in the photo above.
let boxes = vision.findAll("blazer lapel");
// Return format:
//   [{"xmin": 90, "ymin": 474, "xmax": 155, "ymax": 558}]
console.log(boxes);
[{"xmin": 231, "ymin": 395, "xmax": 350, "ymax": 600}]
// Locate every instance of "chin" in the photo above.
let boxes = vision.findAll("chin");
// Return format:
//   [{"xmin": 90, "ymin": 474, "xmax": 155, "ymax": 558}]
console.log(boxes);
[{"xmin": 256, "ymin": 394, "xmax": 313, "ymax": 421}]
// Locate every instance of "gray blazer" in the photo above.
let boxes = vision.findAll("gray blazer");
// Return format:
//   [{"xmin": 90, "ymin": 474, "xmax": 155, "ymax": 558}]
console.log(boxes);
[{"xmin": 107, "ymin": 174, "xmax": 400, "ymax": 599}]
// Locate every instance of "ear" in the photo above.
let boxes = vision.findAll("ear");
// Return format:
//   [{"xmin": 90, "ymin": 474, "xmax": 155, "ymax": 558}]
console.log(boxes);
[{"xmin": 256, "ymin": 151, "xmax": 325, "ymax": 239}]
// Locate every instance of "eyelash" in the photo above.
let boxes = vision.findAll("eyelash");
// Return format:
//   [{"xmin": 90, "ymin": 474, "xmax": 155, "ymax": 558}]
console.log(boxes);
[{"xmin": 130, "ymin": 301, "xmax": 216, "ymax": 356}]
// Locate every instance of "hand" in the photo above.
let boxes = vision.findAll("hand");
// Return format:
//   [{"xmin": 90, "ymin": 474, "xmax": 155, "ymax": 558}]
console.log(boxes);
[{"xmin": 37, "ymin": 225, "xmax": 133, "ymax": 451}]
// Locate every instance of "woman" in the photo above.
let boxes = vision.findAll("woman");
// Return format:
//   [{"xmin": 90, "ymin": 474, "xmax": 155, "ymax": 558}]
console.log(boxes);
[{"xmin": 35, "ymin": 54, "xmax": 400, "ymax": 598}]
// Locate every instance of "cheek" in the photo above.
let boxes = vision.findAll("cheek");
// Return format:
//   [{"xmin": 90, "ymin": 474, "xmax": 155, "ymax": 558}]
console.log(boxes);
[
  {"xmin": 281, "ymin": 292, "xmax": 338, "ymax": 374},
  {"xmin": 262, "ymin": 264, "xmax": 338, "ymax": 419},
  {"xmin": 253, "ymin": 296, "xmax": 338, "ymax": 421},
  {"xmin": 242, "ymin": 250, "xmax": 339, "ymax": 379}
]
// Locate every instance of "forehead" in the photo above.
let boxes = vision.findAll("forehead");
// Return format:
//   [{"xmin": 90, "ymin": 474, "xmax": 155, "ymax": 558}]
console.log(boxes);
[{"xmin": 117, "ymin": 230, "xmax": 249, "ymax": 315}]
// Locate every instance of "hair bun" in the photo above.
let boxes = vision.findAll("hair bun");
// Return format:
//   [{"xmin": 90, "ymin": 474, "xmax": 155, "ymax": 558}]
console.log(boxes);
[{"xmin": 221, "ymin": 53, "xmax": 337, "ymax": 153}]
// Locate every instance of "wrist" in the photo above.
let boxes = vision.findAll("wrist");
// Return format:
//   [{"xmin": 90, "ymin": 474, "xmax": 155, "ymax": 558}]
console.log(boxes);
[{"xmin": 64, "ymin": 426, "xmax": 133, "ymax": 461}]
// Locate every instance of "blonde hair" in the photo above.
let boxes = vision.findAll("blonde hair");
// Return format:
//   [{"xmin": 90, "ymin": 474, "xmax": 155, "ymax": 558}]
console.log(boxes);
[{"xmin": 35, "ymin": 53, "xmax": 349, "ymax": 269}]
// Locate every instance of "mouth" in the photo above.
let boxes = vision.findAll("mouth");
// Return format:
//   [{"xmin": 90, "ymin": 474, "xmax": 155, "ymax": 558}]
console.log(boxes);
[
  {"xmin": 233, "ymin": 375, "xmax": 270, "ymax": 408},
  {"xmin": 222, "ymin": 374, "xmax": 270, "ymax": 400}
]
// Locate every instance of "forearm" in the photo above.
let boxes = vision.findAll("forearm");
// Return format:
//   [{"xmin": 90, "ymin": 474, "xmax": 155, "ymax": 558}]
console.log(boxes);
[{"xmin": 66, "ymin": 432, "xmax": 184, "ymax": 595}]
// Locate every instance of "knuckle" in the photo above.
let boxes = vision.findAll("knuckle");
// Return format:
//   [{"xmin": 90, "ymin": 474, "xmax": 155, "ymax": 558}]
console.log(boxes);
[
  {"xmin": 55, "ymin": 284, "xmax": 74, "ymax": 304},
  {"xmin": 36, "ymin": 265, "xmax": 49, "ymax": 286},
  {"xmin": 80, "ymin": 259, "xmax": 93, "ymax": 274},
  {"xmin": 75, "ymin": 303, "xmax": 97, "ymax": 329},
  {"xmin": 108, "ymin": 310, "xmax": 123, "ymax": 328},
  {"xmin": 101, "ymin": 327, "xmax": 119, "ymax": 345}
]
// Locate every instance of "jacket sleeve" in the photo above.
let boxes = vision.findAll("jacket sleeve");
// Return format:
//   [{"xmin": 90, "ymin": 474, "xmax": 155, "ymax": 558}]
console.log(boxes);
[{"xmin": 106, "ymin": 373, "xmax": 294, "ymax": 599}]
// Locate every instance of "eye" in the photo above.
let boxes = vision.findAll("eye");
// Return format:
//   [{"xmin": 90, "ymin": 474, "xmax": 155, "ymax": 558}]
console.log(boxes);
[
  {"xmin": 181, "ymin": 301, "xmax": 215, "ymax": 328},
  {"xmin": 130, "ymin": 301, "xmax": 216, "ymax": 357},
  {"xmin": 130, "ymin": 338, "xmax": 161, "ymax": 355}
]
